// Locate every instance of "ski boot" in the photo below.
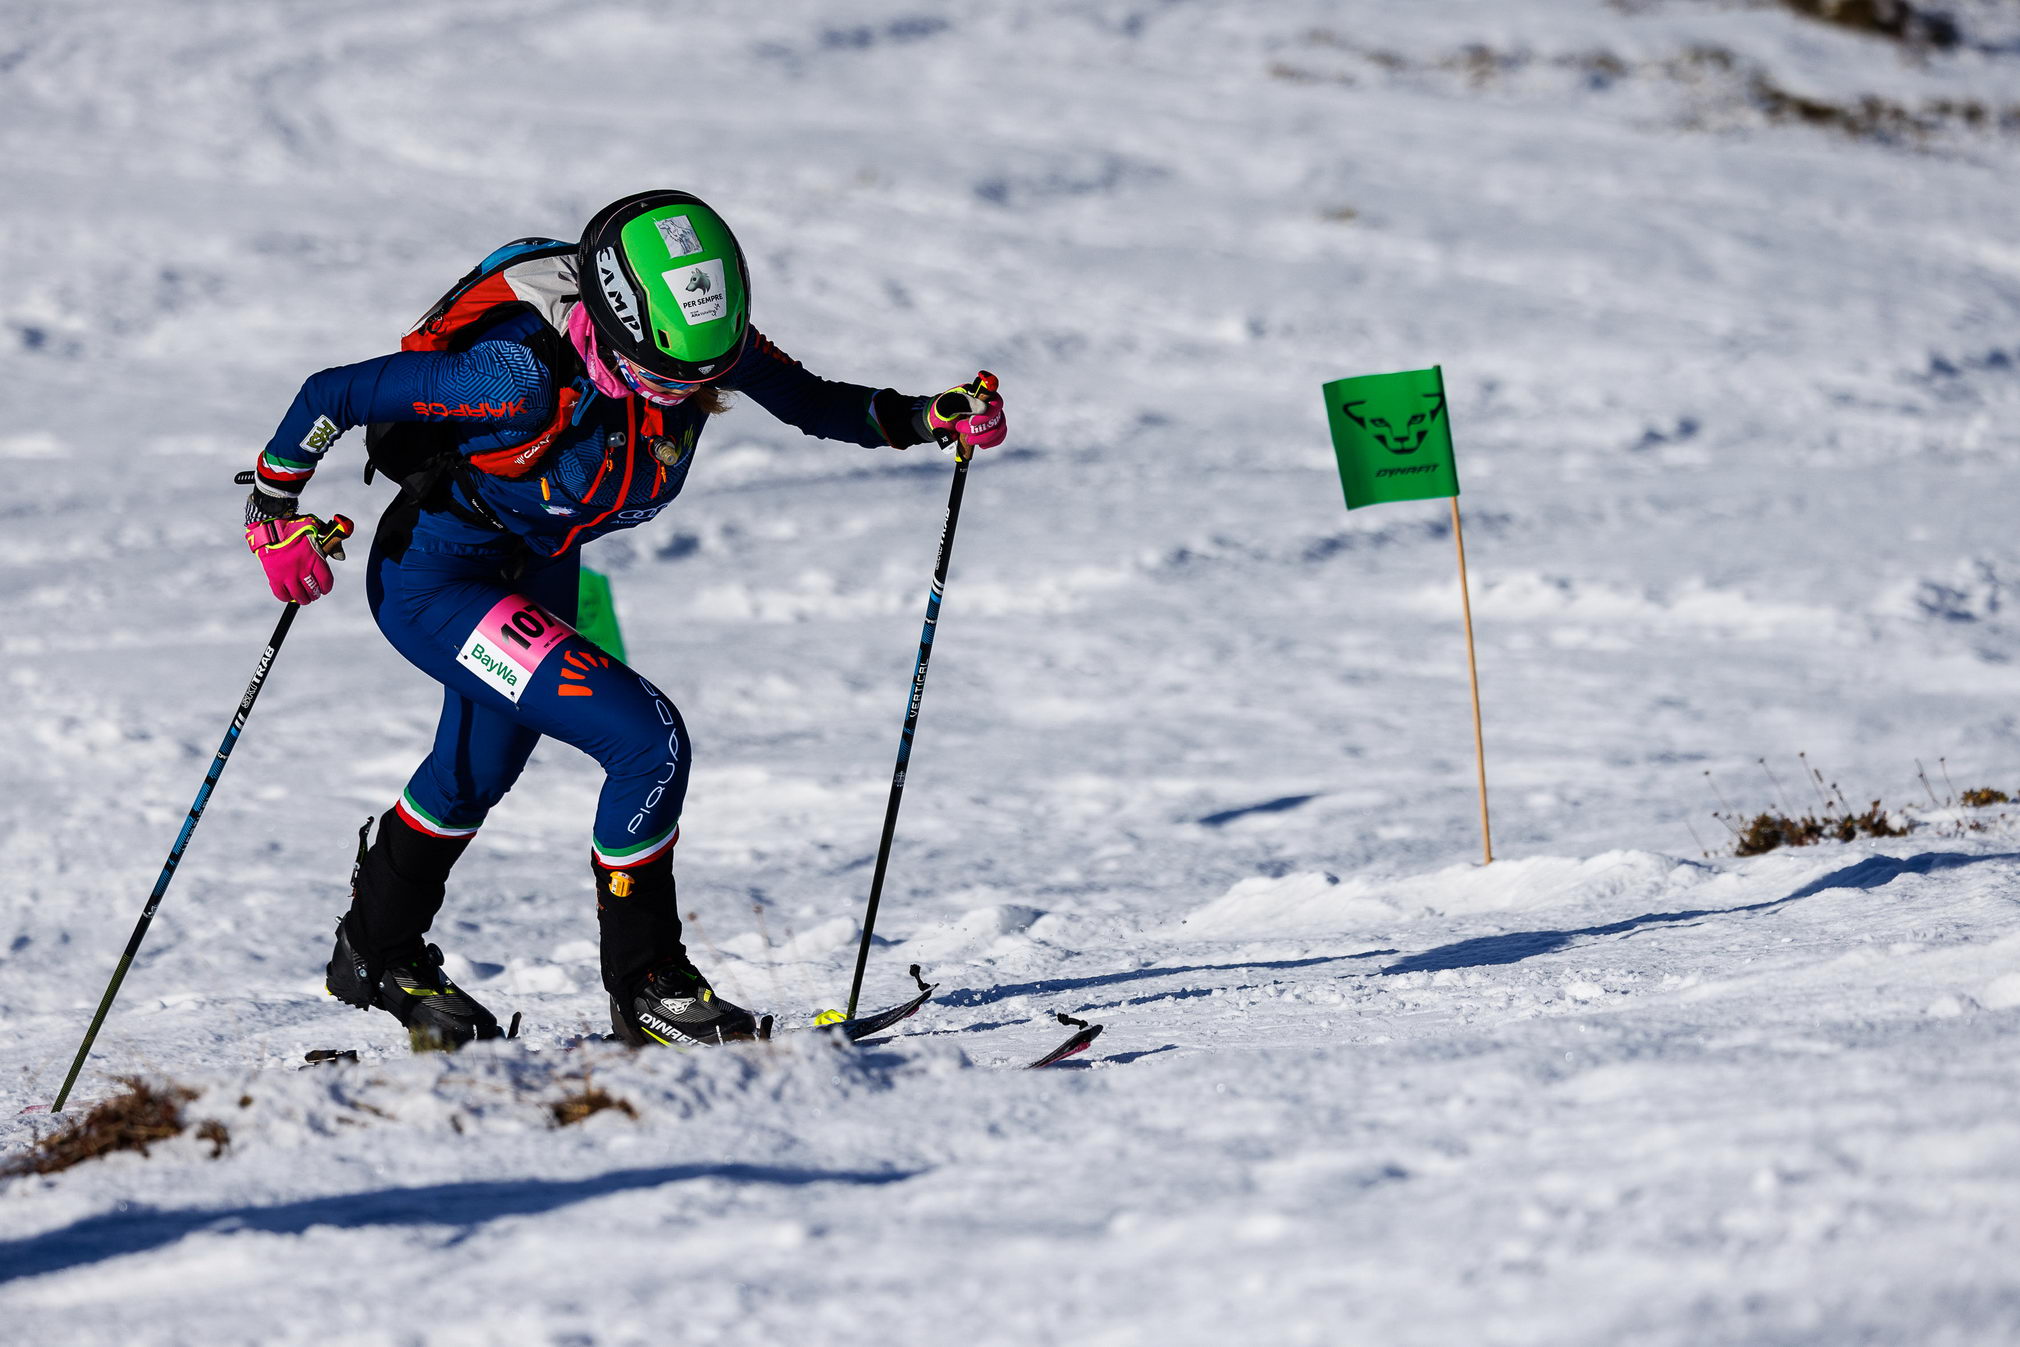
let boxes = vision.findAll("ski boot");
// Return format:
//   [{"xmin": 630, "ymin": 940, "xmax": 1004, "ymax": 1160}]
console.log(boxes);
[
  {"xmin": 595, "ymin": 850, "xmax": 760, "ymax": 1045},
  {"xmin": 610, "ymin": 955, "xmax": 762, "ymax": 1047},
  {"xmin": 327, "ymin": 916, "xmax": 503, "ymax": 1052}
]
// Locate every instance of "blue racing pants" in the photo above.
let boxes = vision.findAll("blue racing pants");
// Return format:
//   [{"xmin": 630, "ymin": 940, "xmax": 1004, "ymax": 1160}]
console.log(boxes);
[{"xmin": 365, "ymin": 526, "xmax": 688, "ymax": 872}]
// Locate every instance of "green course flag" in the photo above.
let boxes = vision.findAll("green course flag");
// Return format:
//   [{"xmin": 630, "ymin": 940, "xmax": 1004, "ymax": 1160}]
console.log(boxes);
[
  {"xmin": 1319, "ymin": 362, "xmax": 1494, "ymax": 863},
  {"xmin": 576, "ymin": 566, "xmax": 628, "ymax": 662},
  {"xmin": 1323, "ymin": 364, "xmax": 1459, "ymax": 510}
]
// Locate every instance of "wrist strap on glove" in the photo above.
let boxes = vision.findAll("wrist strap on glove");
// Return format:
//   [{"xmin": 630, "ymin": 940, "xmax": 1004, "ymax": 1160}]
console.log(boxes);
[
  {"xmin": 925, "ymin": 371, "xmax": 1003, "ymax": 459},
  {"xmin": 246, "ymin": 512, "xmax": 353, "ymax": 561}
]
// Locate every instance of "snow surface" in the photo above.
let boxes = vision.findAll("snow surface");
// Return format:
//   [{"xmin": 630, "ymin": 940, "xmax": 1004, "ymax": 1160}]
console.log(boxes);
[{"xmin": 6, "ymin": 1, "xmax": 2020, "ymax": 1342}]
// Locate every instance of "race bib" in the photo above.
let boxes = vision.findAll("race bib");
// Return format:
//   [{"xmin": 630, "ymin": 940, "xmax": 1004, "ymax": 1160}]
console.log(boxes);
[{"xmin": 457, "ymin": 596, "xmax": 570, "ymax": 703}]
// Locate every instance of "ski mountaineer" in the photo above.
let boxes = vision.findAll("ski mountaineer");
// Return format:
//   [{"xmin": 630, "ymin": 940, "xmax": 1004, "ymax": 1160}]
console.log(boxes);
[{"xmin": 240, "ymin": 189, "xmax": 1006, "ymax": 1050}]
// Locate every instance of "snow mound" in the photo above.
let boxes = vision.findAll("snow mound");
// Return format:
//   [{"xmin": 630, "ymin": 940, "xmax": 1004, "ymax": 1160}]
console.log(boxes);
[
  {"xmin": 897, "ymin": 904, "xmax": 1045, "ymax": 960},
  {"xmin": 1180, "ymin": 850, "xmax": 1698, "ymax": 938},
  {"xmin": 1982, "ymin": 974, "xmax": 2020, "ymax": 1012},
  {"xmin": 26, "ymin": 1033, "xmax": 959, "ymax": 1182},
  {"xmin": 720, "ymin": 914, "xmax": 860, "ymax": 964}
]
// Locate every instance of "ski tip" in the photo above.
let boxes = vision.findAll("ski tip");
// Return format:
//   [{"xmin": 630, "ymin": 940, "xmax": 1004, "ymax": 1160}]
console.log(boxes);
[
  {"xmin": 17, "ymin": 1103, "xmax": 49, "ymax": 1116},
  {"xmin": 1028, "ymin": 1021, "xmax": 1104, "ymax": 1069},
  {"xmin": 303, "ymin": 1048, "xmax": 360, "ymax": 1067},
  {"xmin": 506, "ymin": 1011, "xmax": 523, "ymax": 1040}
]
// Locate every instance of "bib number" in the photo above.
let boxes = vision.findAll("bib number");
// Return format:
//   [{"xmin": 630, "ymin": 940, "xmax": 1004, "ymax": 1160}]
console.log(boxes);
[{"xmin": 456, "ymin": 596, "xmax": 570, "ymax": 703}]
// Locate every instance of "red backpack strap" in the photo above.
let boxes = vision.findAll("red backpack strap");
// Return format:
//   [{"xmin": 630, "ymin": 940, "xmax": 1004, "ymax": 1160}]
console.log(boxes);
[
  {"xmin": 465, "ymin": 385, "xmax": 582, "ymax": 478},
  {"xmin": 403, "ymin": 274, "xmax": 526, "ymax": 352},
  {"xmin": 390, "ymin": 239, "xmax": 588, "ymax": 480},
  {"xmin": 401, "ymin": 239, "xmax": 578, "ymax": 353}
]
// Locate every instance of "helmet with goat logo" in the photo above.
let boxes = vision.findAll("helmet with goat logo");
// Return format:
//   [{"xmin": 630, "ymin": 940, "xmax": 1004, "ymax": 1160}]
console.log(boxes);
[{"xmin": 577, "ymin": 190, "xmax": 751, "ymax": 387}]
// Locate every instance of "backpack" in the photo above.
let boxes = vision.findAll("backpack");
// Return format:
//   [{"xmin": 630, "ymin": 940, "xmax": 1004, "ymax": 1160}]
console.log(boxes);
[{"xmin": 363, "ymin": 238, "xmax": 586, "ymax": 493}]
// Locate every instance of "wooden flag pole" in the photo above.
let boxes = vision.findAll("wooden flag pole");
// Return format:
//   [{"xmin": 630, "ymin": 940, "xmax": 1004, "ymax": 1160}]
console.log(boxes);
[{"xmin": 1449, "ymin": 496, "xmax": 1493, "ymax": 864}]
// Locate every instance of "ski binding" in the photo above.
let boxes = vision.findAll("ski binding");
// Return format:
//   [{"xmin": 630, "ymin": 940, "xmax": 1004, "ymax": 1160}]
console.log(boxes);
[{"xmin": 774, "ymin": 964, "xmax": 937, "ymax": 1043}]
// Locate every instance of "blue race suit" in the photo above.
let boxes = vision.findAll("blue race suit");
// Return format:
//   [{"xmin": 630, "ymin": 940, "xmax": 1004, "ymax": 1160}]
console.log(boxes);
[{"xmin": 254, "ymin": 306, "xmax": 927, "ymax": 876}]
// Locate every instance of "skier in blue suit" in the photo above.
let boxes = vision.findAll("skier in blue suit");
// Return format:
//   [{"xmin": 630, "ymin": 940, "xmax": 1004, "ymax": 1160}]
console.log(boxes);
[{"xmin": 242, "ymin": 190, "xmax": 1005, "ymax": 1048}]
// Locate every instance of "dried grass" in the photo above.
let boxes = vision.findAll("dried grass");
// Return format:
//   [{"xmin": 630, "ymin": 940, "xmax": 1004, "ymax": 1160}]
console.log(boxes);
[
  {"xmin": 1730, "ymin": 802, "xmax": 1907, "ymax": 856},
  {"xmin": 1773, "ymin": 0, "xmax": 1961, "ymax": 50},
  {"xmin": 1272, "ymin": 28, "xmax": 2020, "ymax": 148},
  {"xmin": 549, "ymin": 1086, "xmax": 637, "ymax": 1129},
  {"xmin": 3, "ymin": 1077, "xmax": 201, "ymax": 1177}
]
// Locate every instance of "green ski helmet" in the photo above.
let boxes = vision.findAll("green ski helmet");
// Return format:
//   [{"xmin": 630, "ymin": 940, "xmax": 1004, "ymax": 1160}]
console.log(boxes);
[{"xmin": 578, "ymin": 190, "xmax": 751, "ymax": 384}]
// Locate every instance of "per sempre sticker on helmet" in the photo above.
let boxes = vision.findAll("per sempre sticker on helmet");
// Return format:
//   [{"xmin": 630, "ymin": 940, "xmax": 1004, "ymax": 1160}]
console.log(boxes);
[{"xmin": 668, "ymin": 260, "xmax": 728, "ymax": 325}]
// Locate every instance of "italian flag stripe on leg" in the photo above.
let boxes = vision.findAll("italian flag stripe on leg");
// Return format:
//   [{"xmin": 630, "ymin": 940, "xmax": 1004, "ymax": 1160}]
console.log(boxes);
[
  {"xmin": 395, "ymin": 792, "xmax": 482, "ymax": 840},
  {"xmin": 592, "ymin": 823, "xmax": 679, "ymax": 869}
]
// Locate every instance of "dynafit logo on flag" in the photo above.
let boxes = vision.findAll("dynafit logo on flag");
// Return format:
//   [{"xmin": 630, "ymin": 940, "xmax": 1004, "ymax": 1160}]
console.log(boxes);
[
  {"xmin": 1341, "ymin": 390, "xmax": 1447, "ymax": 454},
  {"xmin": 1323, "ymin": 365, "xmax": 1460, "ymax": 509}
]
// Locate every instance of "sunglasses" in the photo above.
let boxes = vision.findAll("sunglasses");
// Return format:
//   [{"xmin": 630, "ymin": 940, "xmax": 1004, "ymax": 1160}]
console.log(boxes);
[{"xmin": 615, "ymin": 355, "xmax": 707, "ymax": 399}]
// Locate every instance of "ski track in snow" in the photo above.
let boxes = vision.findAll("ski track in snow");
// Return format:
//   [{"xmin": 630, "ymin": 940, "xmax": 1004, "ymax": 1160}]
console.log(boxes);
[{"xmin": 5, "ymin": 1, "xmax": 2020, "ymax": 1342}]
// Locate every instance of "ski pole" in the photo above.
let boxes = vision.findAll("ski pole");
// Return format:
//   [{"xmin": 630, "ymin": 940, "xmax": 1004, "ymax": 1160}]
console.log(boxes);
[
  {"xmin": 844, "ymin": 374, "xmax": 993, "ymax": 1018},
  {"xmin": 51, "ymin": 513, "xmax": 352, "ymax": 1111}
]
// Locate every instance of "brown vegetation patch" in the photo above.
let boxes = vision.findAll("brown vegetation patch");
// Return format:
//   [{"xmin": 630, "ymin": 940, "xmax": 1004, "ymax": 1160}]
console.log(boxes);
[
  {"xmin": 1744, "ymin": 68, "xmax": 2017, "ymax": 140},
  {"xmin": 3, "ymin": 1077, "xmax": 202, "ymax": 1177},
  {"xmin": 1731, "ymin": 802, "xmax": 1908, "ymax": 855},
  {"xmin": 1272, "ymin": 29, "xmax": 2020, "ymax": 148},
  {"xmin": 194, "ymin": 1119, "xmax": 231, "ymax": 1158},
  {"xmin": 1774, "ymin": 0, "xmax": 1962, "ymax": 50},
  {"xmin": 550, "ymin": 1086, "xmax": 637, "ymax": 1128}
]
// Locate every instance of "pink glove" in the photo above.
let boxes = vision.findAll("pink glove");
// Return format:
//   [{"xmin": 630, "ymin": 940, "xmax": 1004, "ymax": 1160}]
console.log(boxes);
[
  {"xmin": 245, "ymin": 514, "xmax": 349, "ymax": 604},
  {"xmin": 924, "ymin": 371, "xmax": 1005, "ymax": 454}
]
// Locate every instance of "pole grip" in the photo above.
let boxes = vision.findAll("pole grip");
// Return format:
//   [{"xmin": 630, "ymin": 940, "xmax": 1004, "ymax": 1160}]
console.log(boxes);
[
  {"xmin": 313, "ymin": 513, "xmax": 355, "ymax": 561},
  {"xmin": 930, "ymin": 370, "xmax": 999, "ymax": 462}
]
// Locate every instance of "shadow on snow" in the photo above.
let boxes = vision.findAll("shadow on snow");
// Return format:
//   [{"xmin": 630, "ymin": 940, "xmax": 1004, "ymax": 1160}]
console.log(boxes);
[
  {"xmin": 0, "ymin": 1161, "xmax": 918, "ymax": 1286},
  {"xmin": 938, "ymin": 952, "xmax": 1395, "ymax": 1011},
  {"xmin": 1196, "ymin": 794, "xmax": 1320, "ymax": 828},
  {"xmin": 1381, "ymin": 851, "xmax": 2020, "ymax": 976}
]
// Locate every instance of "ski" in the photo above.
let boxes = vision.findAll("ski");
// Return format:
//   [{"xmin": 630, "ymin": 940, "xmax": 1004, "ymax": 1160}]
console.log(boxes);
[
  {"xmin": 299, "ymin": 970, "xmax": 940, "ymax": 1066},
  {"xmin": 1027, "ymin": 1012, "xmax": 1103, "ymax": 1068},
  {"xmin": 781, "ymin": 964, "xmax": 938, "ymax": 1043},
  {"xmin": 302, "ymin": 1011, "xmax": 522, "ymax": 1066}
]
